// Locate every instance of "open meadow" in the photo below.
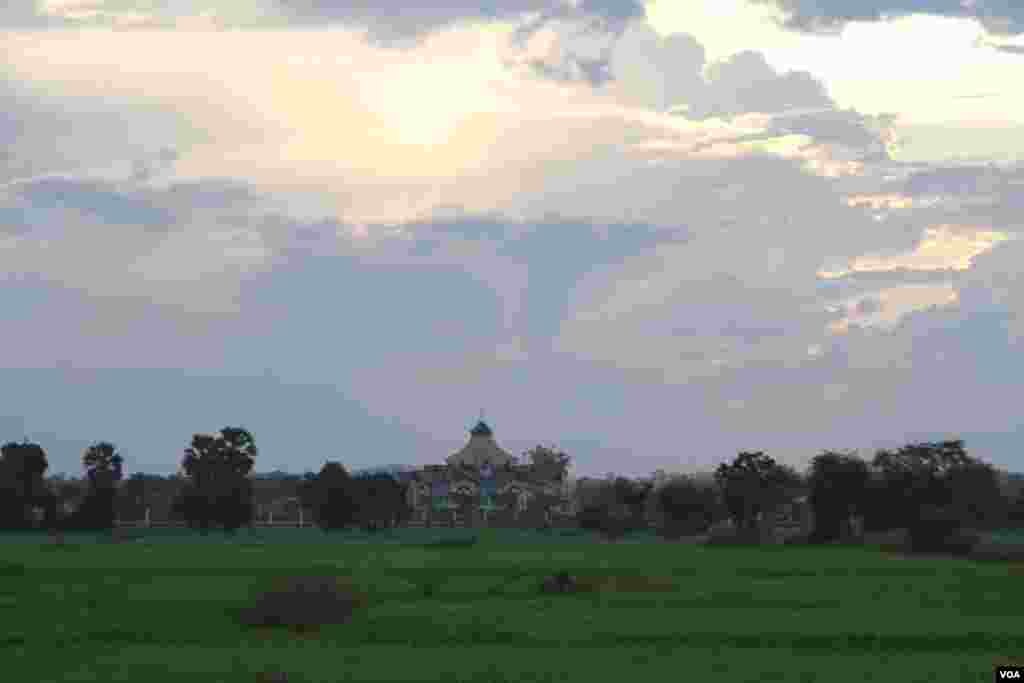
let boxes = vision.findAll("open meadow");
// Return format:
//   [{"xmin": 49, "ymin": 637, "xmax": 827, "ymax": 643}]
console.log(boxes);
[{"xmin": 3, "ymin": 528, "xmax": 1023, "ymax": 682}]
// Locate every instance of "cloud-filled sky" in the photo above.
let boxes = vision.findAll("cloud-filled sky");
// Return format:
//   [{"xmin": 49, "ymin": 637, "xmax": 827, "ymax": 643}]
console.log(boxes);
[{"xmin": 2, "ymin": 0, "xmax": 1023, "ymax": 479}]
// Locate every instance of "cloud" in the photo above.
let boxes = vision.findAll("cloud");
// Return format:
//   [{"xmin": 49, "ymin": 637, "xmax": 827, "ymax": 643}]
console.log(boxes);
[
  {"xmin": 690, "ymin": 50, "xmax": 832, "ymax": 119},
  {"xmin": 750, "ymin": 0, "xmax": 1024, "ymax": 36},
  {"xmin": 606, "ymin": 22, "xmax": 834, "ymax": 118},
  {"xmin": 0, "ymin": 174, "xmax": 284, "ymax": 316},
  {"xmin": 993, "ymin": 43, "xmax": 1024, "ymax": 53},
  {"xmin": 3, "ymin": 11, "xmax": 1024, "ymax": 476}
]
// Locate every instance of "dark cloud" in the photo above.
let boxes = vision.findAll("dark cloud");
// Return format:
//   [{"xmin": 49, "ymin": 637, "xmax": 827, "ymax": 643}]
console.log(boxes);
[{"xmin": 751, "ymin": 0, "xmax": 1024, "ymax": 36}]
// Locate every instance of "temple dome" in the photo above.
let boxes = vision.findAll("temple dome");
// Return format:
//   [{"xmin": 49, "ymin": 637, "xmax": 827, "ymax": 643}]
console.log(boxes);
[
  {"xmin": 470, "ymin": 420, "xmax": 492, "ymax": 437},
  {"xmin": 446, "ymin": 419, "xmax": 513, "ymax": 468}
]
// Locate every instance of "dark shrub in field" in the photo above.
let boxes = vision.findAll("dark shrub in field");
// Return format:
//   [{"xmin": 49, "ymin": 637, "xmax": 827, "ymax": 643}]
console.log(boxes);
[
  {"xmin": 237, "ymin": 574, "xmax": 368, "ymax": 631},
  {"xmin": 257, "ymin": 671, "xmax": 289, "ymax": 683},
  {"xmin": 539, "ymin": 571, "xmax": 579, "ymax": 594}
]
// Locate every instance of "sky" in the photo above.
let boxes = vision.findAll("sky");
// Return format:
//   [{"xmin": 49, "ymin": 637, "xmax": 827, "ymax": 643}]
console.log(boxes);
[{"xmin": 2, "ymin": 0, "xmax": 1023, "ymax": 479}]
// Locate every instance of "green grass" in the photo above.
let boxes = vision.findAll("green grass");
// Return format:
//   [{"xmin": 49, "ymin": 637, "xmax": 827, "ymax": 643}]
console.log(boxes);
[{"xmin": 3, "ymin": 530, "xmax": 1023, "ymax": 682}]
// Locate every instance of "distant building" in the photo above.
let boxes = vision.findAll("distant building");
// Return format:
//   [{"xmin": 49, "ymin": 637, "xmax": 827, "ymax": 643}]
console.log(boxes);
[{"xmin": 404, "ymin": 420, "xmax": 569, "ymax": 527}]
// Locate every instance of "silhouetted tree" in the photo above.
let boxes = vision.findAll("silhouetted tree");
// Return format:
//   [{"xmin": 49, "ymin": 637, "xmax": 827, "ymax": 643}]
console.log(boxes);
[
  {"xmin": 523, "ymin": 446, "xmax": 572, "ymax": 527},
  {"xmin": 714, "ymin": 452, "xmax": 800, "ymax": 534},
  {"xmin": 66, "ymin": 442, "xmax": 124, "ymax": 531},
  {"xmin": 613, "ymin": 477, "xmax": 653, "ymax": 530},
  {"xmin": 523, "ymin": 445, "xmax": 571, "ymax": 479},
  {"xmin": 172, "ymin": 427, "xmax": 257, "ymax": 533},
  {"xmin": 573, "ymin": 477, "xmax": 646, "ymax": 540},
  {"xmin": 352, "ymin": 473, "xmax": 410, "ymax": 531},
  {"xmin": 0, "ymin": 440, "xmax": 57, "ymax": 530},
  {"xmin": 116, "ymin": 473, "xmax": 163, "ymax": 523},
  {"xmin": 301, "ymin": 462, "xmax": 360, "ymax": 532},
  {"xmin": 655, "ymin": 476, "xmax": 720, "ymax": 538},
  {"xmin": 944, "ymin": 459, "xmax": 1004, "ymax": 530},
  {"xmin": 807, "ymin": 451, "xmax": 870, "ymax": 543},
  {"xmin": 866, "ymin": 440, "xmax": 980, "ymax": 531}
]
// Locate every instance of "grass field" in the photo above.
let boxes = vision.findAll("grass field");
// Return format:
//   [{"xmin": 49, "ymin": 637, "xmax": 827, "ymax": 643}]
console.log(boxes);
[{"xmin": 3, "ymin": 528, "xmax": 1023, "ymax": 682}]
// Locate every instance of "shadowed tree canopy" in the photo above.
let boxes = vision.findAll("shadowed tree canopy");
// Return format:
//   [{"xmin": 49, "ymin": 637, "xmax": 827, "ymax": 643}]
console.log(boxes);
[
  {"xmin": 300, "ymin": 461, "xmax": 360, "ymax": 532},
  {"xmin": 714, "ymin": 451, "xmax": 801, "ymax": 533},
  {"xmin": 351, "ymin": 472, "xmax": 412, "ymax": 531},
  {"xmin": 867, "ymin": 440, "xmax": 1003, "ymax": 532},
  {"xmin": 173, "ymin": 427, "xmax": 257, "ymax": 533},
  {"xmin": 83, "ymin": 441, "xmax": 124, "ymax": 489},
  {"xmin": 0, "ymin": 440, "xmax": 57, "ymax": 530},
  {"xmin": 523, "ymin": 445, "xmax": 571, "ymax": 480},
  {"xmin": 65, "ymin": 441, "xmax": 126, "ymax": 531},
  {"xmin": 808, "ymin": 450, "xmax": 870, "ymax": 543},
  {"xmin": 575, "ymin": 476, "xmax": 651, "ymax": 540},
  {"xmin": 655, "ymin": 476, "xmax": 720, "ymax": 537}
]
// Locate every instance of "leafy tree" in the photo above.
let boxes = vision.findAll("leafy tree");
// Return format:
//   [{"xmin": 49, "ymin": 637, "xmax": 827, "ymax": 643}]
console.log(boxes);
[
  {"xmin": 868, "ymin": 440, "xmax": 970, "ymax": 532},
  {"xmin": 522, "ymin": 446, "xmax": 572, "ymax": 527},
  {"xmin": 172, "ymin": 427, "xmax": 257, "ymax": 533},
  {"xmin": 66, "ymin": 442, "xmax": 124, "ymax": 531},
  {"xmin": 714, "ymin": 452, "xmax": 800, "ymax": 534},
  {"xmin": 301, "ymin": 462, "xmax": 360, "ymax": 532},
  {"xmin": 0, "ymin": 440, "xmax": 57, "ymax": 530},
  {"xmin": 351, "ymin": 473, "xmax": 410, "ymax": 531},
  {"xmin": 860, "ymin": 439, "xmax": 1002, "ymax": 555},
  {"xmin": 523, "ymin": 445, "xmax": 571, "ymax": 479},
  {"xmin": 116, "ymin": 473, "xmax": 163, "ymax": 523},
  {"xmin": 612, "ymin": 477, "xmax": 653, "ymax": 530},
  {"xmin": 807, "ymin": 451, "xmax": 870, "ymax": 543},
  {"xmin": 655, "ymin": 476, "xmax": 720, "ymax": 538},
  {"xmin": 572, "ymin": 477, "xmax": 646, "ymax": 540},
  {"xmin": 944, "ymin": 459, "xmax": 1004, "ymax": 530}
]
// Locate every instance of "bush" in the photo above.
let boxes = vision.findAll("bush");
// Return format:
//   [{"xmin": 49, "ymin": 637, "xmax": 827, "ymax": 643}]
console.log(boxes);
[
  {"xmin": 539, "ymin": 571, "xmax": 578, "ymax": 594},
  {"xmin": 237, "ymin": 574, "xmax": 368, "ymax": 631}
]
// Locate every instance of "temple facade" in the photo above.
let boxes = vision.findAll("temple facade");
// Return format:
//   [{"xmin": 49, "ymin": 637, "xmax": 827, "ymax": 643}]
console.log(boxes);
[{"xmin": 403, "ymin": 420, "xmax": 571, "ymax": 527}]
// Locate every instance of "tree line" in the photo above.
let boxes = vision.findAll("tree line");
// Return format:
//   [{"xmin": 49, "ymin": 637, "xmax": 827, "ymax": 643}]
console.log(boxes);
[
  {"xmin": 0, "ymin": 428, "xmax": 574, "ymax": 535},
  {"xmin": 0, "ymin": 428, "xmax": 414, "ymax": 535},
  {"xmin": 575, "ymin": 441, "xmax": 1024, "ymax": 550},
  {"xmin": 2, "ymin": 429, "xmax": 1023, "ymax": 550}
]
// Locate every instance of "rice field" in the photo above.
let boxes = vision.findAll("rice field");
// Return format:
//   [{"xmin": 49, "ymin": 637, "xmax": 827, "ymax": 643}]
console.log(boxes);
[{"xmin": 2, "ymin": 528, "xmax": 1022, "ymax": 682}]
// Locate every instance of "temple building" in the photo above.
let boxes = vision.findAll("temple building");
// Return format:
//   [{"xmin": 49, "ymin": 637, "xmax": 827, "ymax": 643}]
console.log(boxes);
[{"xmin": 404, "ymin": 419, "xmax": 570, "ymax": 527}]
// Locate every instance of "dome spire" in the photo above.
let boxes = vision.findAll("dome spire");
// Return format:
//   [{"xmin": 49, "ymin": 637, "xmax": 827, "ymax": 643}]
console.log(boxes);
[{"xmin": 470, "ymin": 410, "xmax": 492, "ymax": 437}]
